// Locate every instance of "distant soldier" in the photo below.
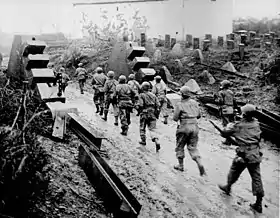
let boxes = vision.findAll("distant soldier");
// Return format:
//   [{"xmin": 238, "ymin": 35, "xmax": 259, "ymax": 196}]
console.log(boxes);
[
  {"xmin": 137, "ymin": 82, "xmax": 161, "ymax": 152},
  {"xmin": 127, "ymin": 73, "xmax": 141, "ymax": 115},
  {"xmin": 47, "ymin": 63, "xmax": 57, "ymax": 87},
  {"xmin": 152, "ymin": 75, "xmax": 168, "ymax": 124},
  {"xmin": 102, "ymin": 71, "xmax": 119, "ymax": 126},
  {"xmin": 215, "ymin": 80, "xmax": 237, "ymax": 144},
  {"xmin": 76, "ymin": 63, "xmax": 87, "ymax": 94},
  {"xmin": 218, "ymin": 104, "xmax": 264, "ymax": 214},
  {"xmin": 59, "ymin": 67, "xmax": 70, "ymax": 93},
  {"xmin": 92, "ymin": 67, "xmax": 107, "ymax": 116},
  {"xmin": 115, "ymin": 75, "xmax": 135, "ymax": 136},
  {"xmin": 173, "ymin": 86, "xmax": 206, "ymax": 176}
]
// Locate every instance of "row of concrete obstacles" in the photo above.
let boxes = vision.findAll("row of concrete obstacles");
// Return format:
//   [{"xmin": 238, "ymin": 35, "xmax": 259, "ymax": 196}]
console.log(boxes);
[
  {"xmin": 7, "ymin": 35, "xmax": 142, "ymax": 217},
  {"xmin": 138, "ymin": 31, "xmax": 280, "ymax": 51}
]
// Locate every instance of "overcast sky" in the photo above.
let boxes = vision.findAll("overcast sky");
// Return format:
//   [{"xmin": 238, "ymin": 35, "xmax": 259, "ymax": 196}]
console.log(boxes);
[{"xmin": 0, "ymin": 0, "xmax": 279, "ymax": 35}]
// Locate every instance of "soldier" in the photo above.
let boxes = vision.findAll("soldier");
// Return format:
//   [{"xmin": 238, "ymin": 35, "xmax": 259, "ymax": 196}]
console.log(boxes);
[
  {"xmin": 137, "ymin": 82, "xmax": 161, "ymax": 152},
  {"xmin": 127, "ymin": 73, "xmax": 141, "ymax": 115},
  {"xmin": 218, "ymin": 104, "xmax": 264, "ymax": 214},
  {"xmin": 115, "ymin": 75, "xmax": 135, "ymax": 136},
  {"xmin": 59, "ymin": 67, "xmax": 70, "ymax": 93},
  {"xmin": 173, "ymin": 86, "xmax": 206, "ymax": 176},
  {"xmin": 102, "ymin": 71, "xmax": 119, "ymax": 125},
  {"xmin": 76, "ymin": 63, "xmax": 87, "ymax": 94},
  {"xmin": 152, "ymin": 75, "xmax": 168, "ymax": 124},
  {"xmin": 47, "ymin": 63, "xmax": 57, "ymax": 87},
  {"xmin": 92, "ymin": 67, "xmax": 107, "ymax": 116},
  {"xmin": 215, "ymin": 80, "xmax": 237, "ymax": 144}
]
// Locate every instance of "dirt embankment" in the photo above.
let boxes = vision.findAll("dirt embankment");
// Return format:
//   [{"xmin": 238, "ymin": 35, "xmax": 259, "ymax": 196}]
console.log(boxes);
[{"xmin": 56, "ymin": 84, "xmax": 279, "ymax": 218}]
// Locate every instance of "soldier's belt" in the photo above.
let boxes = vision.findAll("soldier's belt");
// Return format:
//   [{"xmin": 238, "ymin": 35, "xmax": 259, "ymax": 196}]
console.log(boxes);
[{"xmin": 180, "ymin": 118, "xmax": 197, "ymax": 124}]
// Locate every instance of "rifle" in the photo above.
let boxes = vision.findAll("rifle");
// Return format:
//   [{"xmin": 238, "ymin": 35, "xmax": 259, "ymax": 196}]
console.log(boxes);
[{"xmin": 209, "ymin": 120, "xmax": 238, "ymax": 146}]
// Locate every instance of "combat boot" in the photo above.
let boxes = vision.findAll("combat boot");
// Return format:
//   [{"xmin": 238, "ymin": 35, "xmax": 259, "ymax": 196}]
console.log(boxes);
[
  {"xmin": 96, "ymin": 105, "xmax": 100, "ymax": 113},
  {"xmin": 102, "ymin": 112, "xmax": 108, "ymax": 121},
  {"xmin": 99, "ymin": 107, "xmax": 104, "ymax": 116},
  {"xmin": 195, "ymin": 158, "xmax": 207, "ymax": 176},
  {"xmin": 163, "ymin": 116, "xmax": 168, "ymax": 124},
  {"xmin": 114, "ymin": 116, "xmax": 118, "ymax": 126},
  {"xmin": 174, "ymin": 158, "xmax": 184, "ymax": 171},
  {"xmin": 120, "ymin": 127, "xmax": 127, "ymax": 136},
  {"xmin": 139, "ymin": 139, "xmax": 146, "ymax": 146},
  {"xmin": 154, "ymin": 138, "xmax": 161, "ymax": 152},
  {"xmin": 250, "ymin": 196, "xmax": 263, "ymax": 213},
  {"xmin": 218, "ymin": 184, "xmax": 231, "ymax": 195}
]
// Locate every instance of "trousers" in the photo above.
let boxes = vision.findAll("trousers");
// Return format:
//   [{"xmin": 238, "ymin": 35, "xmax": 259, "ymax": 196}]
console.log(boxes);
[
  {"xmin": 227, "ymin": 157, "xmax": 264, "ymax": 197},
  {"xmin": 139, "ymin": 113, "xmax": 157, "ymax": 141}
]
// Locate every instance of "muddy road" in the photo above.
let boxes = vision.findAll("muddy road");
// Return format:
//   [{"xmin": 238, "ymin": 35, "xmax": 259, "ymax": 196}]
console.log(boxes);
[{"xmin": 65, "ymin": 84, "xmax": 279, "ymax": 218}]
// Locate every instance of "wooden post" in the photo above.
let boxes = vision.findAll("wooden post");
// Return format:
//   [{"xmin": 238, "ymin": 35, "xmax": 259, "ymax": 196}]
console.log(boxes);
[
  {"xmin": 205, "ymin": 34, "xmax": 212, "ymax": 46},
  {"xmin": 165, "ymin": 34, "xmax": 170, "ymax": 48},
  {"xmin": 254, "ymin": 38, "xmax": 261, "ymax": 48},
  {"xmin": 203, "ymin": 40, "xmax": 210, "ymax": 51},
  {"xmin": 240, "ymin": 34, "xmax": 247, "ymax": 45}
]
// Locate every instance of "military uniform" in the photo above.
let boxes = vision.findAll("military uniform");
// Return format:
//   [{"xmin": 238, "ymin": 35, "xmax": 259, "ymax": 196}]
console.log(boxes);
[
  {"xmin": 216, "ymin": 87, "xmax": 235, "ymax": 127},
  {"xmin": 76, "ymin": 66, "xmax": 87, "ymax": 94},
  {"xmin": 128, "ymin": 77, "xmax": 141, "ymax": 114},
  {"xmin": 152, "ymin": 79, "xmax": 168, "ymax": 123},
  {"xmin": 103, "ymin": 78, "xmax": 119, "ymax": 123},
  {"xmin": 219, "ymin": 119, "xmax": 264, "ymax": 197},
  {"xmin": 92, "ymin": 71, "xmax": 107, "ymax": 115},
  {"xmin": 173, "ymin": 86, "xmax": 206, "ymax": 175},
  {"xmin": 137, "ymin": 83, "xmax": 161, "ymax": 151},
  {"xmin": 61, "ymin": 72, "xmax": 70, "ymax": 93},
  {"xmin": 115, "ymin": 83, "xmax": 135, "ymax": 135},
  {"xmin": 219, "ymin": 104, "xmax": 264, "ymax": 213}
]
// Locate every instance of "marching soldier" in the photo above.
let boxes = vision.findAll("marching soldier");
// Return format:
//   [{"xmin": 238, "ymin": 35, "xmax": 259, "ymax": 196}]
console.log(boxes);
[
  {"xmin": 92, "ymin": 67, "xmax": 107, "ymax": 116},
  {"xmin": 102, "ymin": 71, "xmax": 119, "ymax": 126},
  {"xmin": 137, "ymin": 82, "xmax": 161, "ymax": 152},
  {"xmin": 47, "ymin": 63, "xmax": 57, "ymax": 87},
  {"xmin": 115, "ymin": 75, "xmax": 135, "ymax": 136},
  {"xmin": 173, "ymin": 86, "xmax": 206, "ymax": 176},
  {"xmin": 127, "ymin": 73, "xmax": 141, "ymax": 115},
  {"xmin": 76, "ymin": 63, "xmax": 87, "ymax": 94},
  {"xmin": 57, "ymin": 67, "xmax": 70, "ymax": 93},
  {"xmin": 152, "ymin": 75, "xmax": 169, "ymax": 124},
  {"xmin": 218, "ymin": 104, "xmax": 264, "ymax": 214},
  {"xmin": 215, "ymin": 79, "xmax": 237, "ymax": 144}
]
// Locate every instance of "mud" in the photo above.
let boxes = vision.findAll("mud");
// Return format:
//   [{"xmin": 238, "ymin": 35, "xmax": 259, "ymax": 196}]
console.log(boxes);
[{"xmin": 63, "ymin": 84, "xmax": 279, "ymax": 218}]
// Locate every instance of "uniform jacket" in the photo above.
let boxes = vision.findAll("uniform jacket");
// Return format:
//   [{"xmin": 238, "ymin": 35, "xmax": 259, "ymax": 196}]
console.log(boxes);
[
  {"xmin": 223, "ymin": 118, "xmax": 262, "ymax": 163},
  {"xmin": 138, "ymin": 91, "xmax": 160, "ymax": 119},
  {"xmin": 115, "ymin": 84, "xmax": 135, "ymax": 107},
  {"xmin": 76, "ymin": 67, "xmax": 87, "ymax": 80},
  {"xmin": 173, "ymin": 98, "xmax": 200, "ymax": 124},
  {"xmin": 152, "ymin": 82, "xmax": 167, "ymax": 98},
  {"xmin": 128, "ymin": 80, "xmax": 141, "ymax": 94},
  {"xmin": 92, "ymin": 73, "xmax": 107, "ymax": 90},
  {"xmin": 104, "ymin": 79, "xmax": 118, "ymax": 96},
  {"xmin": 61, "ymin": 73, "xmax": 70, "ymax": 84},
  {"xmin": 217, "ymin": 89, "xmax": 235, "ymax": 114}
]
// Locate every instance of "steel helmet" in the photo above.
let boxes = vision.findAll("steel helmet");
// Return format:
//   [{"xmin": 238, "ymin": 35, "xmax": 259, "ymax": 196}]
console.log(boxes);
[
  {"xmin": 241, "ymin": 104, "xmax": 256, "ymax": 116},
  {"xmin": 59, "ymin": 67, "xmax": 65, "ymax": 72},
  {"xmin": 141, "ymin": 82, "xmax": 150, "ymax": 91},
  {"xmin": 107, "ymin": 71, "xmax": 115, "ymax": 78},
  {"xmin": 96, "ymin": 67, "xmax": 103, "ymax": 73},
  {"xmin": 220, "ymin": 80, "xmax": 231, "ymax": 88},
  {"xmin": 155, "ymin": 75, "xmax": 161, "ymax": 80},
  {"xmin": 47, "ymin": 63, "xmax": 54, "ymax": 68},
  {"xmin": 128, "ymin": 74, "xmax": 135, "ymax": 80},
  {"xmin": 118, "ymin": 75, "xmax": 126, "ymax": 83},
  {"xmin": 180, "ymin": 86, "xmax": 192, "ymax": 96},
  {"xmin": 78, "ymin": 63, "xmax": 83, "ymax": 67}
]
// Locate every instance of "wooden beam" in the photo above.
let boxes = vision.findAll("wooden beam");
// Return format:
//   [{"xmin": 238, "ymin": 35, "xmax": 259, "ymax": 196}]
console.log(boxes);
[{"xmin": 73, "ymin": 0, "xmax": 167, "ymax": 6}]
